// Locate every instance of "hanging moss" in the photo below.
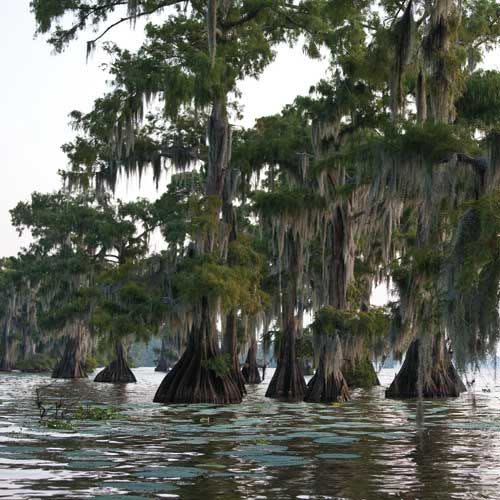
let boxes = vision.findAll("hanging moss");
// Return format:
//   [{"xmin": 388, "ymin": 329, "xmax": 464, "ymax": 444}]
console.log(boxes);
[
  {"xmin": 312, "ymin": 306, "xmax": 390, "ymax": 341},
  {"xmin": 252, "ymin": 189, "xmax": 326, "ymax": 218},
  {"xmin": 390, "ymin": 0, "xmax": 416, "ymax": 118},
  {"xmin": 457, "ymin": 71, "xmax": 500, "ymax": 128}
]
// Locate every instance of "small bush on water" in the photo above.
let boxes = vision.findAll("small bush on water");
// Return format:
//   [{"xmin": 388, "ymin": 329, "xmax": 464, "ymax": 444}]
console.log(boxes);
[
  {"xmin": 72, "ymin": 405, "xmax": 121, "ymax": 421},
  {"xmin": 44, "ymin": 419, "xmax": 74, "ymax": 430}
]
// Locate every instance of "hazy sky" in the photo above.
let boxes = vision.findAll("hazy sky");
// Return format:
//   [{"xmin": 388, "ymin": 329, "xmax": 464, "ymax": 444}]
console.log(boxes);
[
  {"xmin": 2, "ymin": 2, "xmax": 499, "ymax": 261},
  {"xmin": 1, "ymin": 1, "xmax": 330, "ymax": 257}
]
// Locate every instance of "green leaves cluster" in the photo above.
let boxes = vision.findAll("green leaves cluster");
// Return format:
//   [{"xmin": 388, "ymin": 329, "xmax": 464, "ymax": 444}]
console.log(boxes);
[{"xmin": 312, "ymin": 306, "xmax": 390, "ymax": 341}]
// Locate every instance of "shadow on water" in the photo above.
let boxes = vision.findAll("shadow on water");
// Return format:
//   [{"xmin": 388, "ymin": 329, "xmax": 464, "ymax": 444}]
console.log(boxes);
[{"xmin": 1, "ymin": 367, "xmax": 500, "ymax": 499}]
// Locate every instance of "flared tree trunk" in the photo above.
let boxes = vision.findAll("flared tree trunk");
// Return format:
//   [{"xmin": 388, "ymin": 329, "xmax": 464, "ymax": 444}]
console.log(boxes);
[
  {"xmin": 153, "ymin": 94, "xmax": 241, "ymax": 404},
  {"xmin": 94, "ymin": 341, "xmax": 136, "ymax": 383},
  {"xmin": 343, "ymin": 357, "xmax": 380, "ymax": 389},
  {"xmin": 21, "ymin": 328, "xmax": 36, "ymax": 361},
  {"xmin": 154, "ymin": 298, "xmax": 242, "ymax": 404},
  {"xmin": 386, "ymin": 336, "xmax": 466, "ymax": 398},
  {"xmin": 266, "ymin": 278, "xmax": 306, "ymax": 401},
  {"xmin": 52, "ymin": 321, "xmax": 88, "ymax": 379},
  {"xmin": 305, "ymin": 332, "xmax": 350, "ymax": 403},
  {"xmin": 0, "ymin": 295, "xmax": 16, "ymax": 372},
  {"xmin": 304, "ymin": 346, "xmax": 350, "ymax": 403},
  {"xmin": 308, "ymin": 206, "xmax": 353, "ymax": 401},
  {"xmin": 0, "ymin": 325, "xmax": 14, "ymax": 372},
  {"xmin": 242, "ymin": 334, "xmax": 261, "ymax": 384},
  {"xmin": 223, "ymin": 310, "xmax": 246, "ymax": 395}
]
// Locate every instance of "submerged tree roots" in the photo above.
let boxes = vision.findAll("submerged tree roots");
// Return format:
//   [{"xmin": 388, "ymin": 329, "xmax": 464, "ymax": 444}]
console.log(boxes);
[
  {"xmin": 94, "ymin": 343, "xmax": 136, "ymax": 384},
  {"xmin": 52, "ymin": 332, "xmax": 88, "ymax": 379},
  {"xmin": 241, "ymin": 339, "xmax": 261, "ymax": 384},
  {"xmin": 153, "ymin": 346, "xmax": 243, "ymax": 404},
  {"xmin": 304, "ymin": 354, "xmax": 350, "ymax": 403},
  {"xmin": 386, "ymin": 338, "xmax": 466, "ymax": 398}
]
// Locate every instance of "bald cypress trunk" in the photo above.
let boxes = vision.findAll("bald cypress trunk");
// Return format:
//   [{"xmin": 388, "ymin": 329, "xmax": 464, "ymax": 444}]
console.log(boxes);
[
  {"xmin": 305, "ymin": 345, "xmax": 350, "ymax": 403},
  {"xmin": 206, "ymin": 96, "xmax": 231, "ymax": 198},
  {"xmin": 52, "ymin": 321, "xmax": 88, "ymax": 379},
  {"xmin": 21, "ymin": 330, "xmax": 36, "ymax": 361},
  {"xmin": 329, "ymin": 206, "xmax": 350, "ymax": 310},
  {"xmin": 223, "ymin": 310, "xmax": 246, "ymax": 395},
  {"xmin": 94, "ymin": 341, "xmax": 136, "ymax": 383},
  {"xmin": 154, "ymin": 297, "xmax": 242, "ymax": 404},
  {"xmin": 266, "ymin": 265, "xmax": 306, "ymax": 401},
  {"xmin": 309, "ymin": 206, "xmax": 353, "ymax": 402},
  {"xmin": 386, "ymin": 336, "xmax": 466, "ymax": 398},
  {"xmin": 0, "ymin": 324, "xmax": 14, "ymax": 372},
  {"xmin": 0, "ymin": 296, "xmax": 16, "ymax": 372},
  {"xmin": 242, "ymin": 335, "xmax": 261, "ymax": 384},
  {"xmin": 154, "ymin": 93, "xmax": 242, "ymax": 403}
]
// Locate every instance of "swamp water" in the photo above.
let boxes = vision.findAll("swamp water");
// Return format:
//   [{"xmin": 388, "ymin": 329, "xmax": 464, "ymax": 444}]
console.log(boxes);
[{"xmin": 1, "ymin": 367, "xmax": 500, "ymax": 499}]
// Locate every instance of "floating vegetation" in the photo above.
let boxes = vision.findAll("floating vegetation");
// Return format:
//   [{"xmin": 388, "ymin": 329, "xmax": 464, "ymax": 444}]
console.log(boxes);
[
  {"xmin": 72, "ymin": 405, "xmax": 122, "ymax": 421},
  {"xmin": 43, "ymin": 419, "xmax": 75, "ymax": 431}
]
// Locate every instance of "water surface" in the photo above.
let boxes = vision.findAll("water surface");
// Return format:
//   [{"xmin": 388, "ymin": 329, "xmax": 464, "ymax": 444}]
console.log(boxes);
[{"xmin": 1, "ymin": 367, "xmax": 500, "ymax": 499}]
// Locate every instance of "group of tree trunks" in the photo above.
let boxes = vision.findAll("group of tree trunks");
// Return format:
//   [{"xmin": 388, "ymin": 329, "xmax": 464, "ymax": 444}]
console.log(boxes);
[{"xmin": 29, "ymin": 314, "xmax": 466, "ymax": 403}]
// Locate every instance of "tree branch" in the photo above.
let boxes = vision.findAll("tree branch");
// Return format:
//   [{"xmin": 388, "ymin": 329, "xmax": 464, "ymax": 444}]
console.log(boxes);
[{"xmin": 86, "ymin": 0, "xmax": 184, "ymax": 50}]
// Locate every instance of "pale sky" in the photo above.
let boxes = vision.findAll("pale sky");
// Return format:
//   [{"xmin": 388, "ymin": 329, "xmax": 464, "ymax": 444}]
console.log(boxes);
[
  {"xmin": 1, "ymin": 1, "xmax": 499, "ymax": 262},
  {"xmin": 1, "ymin": 1, "xmax": 331, "ymax": 257}
]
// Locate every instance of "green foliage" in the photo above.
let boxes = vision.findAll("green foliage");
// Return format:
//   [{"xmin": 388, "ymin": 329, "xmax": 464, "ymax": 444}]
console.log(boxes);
[
  {"xmin": 297, "ymin": 327, "xmax": 314, "ymax": 360},
  {"xmin": 458, "ymin": 71, "xmax": 500, "ymax": 128},
  {"xmin": 174, "ymin": 243, "xmax": 268, "ymax": 315},
  {"xmin": 382, "ymin": 123, "xmax": 479, "ymax": 164},
  {"xmin": 312, "ymin": 306, "xmax": 390, "ymax": 340},
  {"xmin": 202, "ymin": 353, "xmax": 232, "ymax": 378},
  {"xmin": 252, "ymin": 189, "xmax": 325, "ymax": 218},
  {"xmin": 72, "ymin": 405, "xmax": 121, "ymax": 421},
  {"xmin": 83, "ymin": 356, "xmax": 98, "ymax": 372},
  {"xmin": 43, "ymin": 419, "xmax": 74, "ymax": 430},
  {"xmin": 92, "ymin": 259, "xmax": 167, "ymax": 346},
  {"xmin": 16, "ymin": 354, "xmax": 55, "ymax": 373},
  {"xmin": 232, "ymin": 106, "xmax": 312, "ymax": 178},
  {"xmin": 343, "ymin": 357, "xmax": 379, "ymax": 388}
]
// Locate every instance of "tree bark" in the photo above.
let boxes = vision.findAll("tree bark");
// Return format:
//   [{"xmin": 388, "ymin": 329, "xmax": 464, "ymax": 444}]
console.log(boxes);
[
  {"xmin": 386, "ymin": 336, "xmax": 466, "ymax": 398},
  {"xmin": 153, "ymin": 89, "xmax": 242, "ymax": 403},
  {"xmin": 266, "ymin": 276, "xmax": 306, "ymax": 401},
  {"xmin": 0, "ymin": 294, "xmax": 16, "ymax": 372},
  {"xmin": 206, "ymin": 96, "xmax": 231, "ymax": 197},
  {"xmin": 0, "ymin": 323, "xmax": 14, "ymax": 372},
  {"xmin": 94, "ymin": 341, "xmax": 136, "ymax": 383},
  {"xmin": 154, "ymin": 297, "xmax": 242, "ymax": 404},
  {"xmin": 52, "ymin": 321, "xmax": 88, "ymax": 379},
  {"xmin": 223, "ymin": 310, "xmax": 246, "ymax": 395},
  {"xmin": 329, "ymin": 205, "xmax": 351, "ymax": 309},
  {"xmin": 304, "ymin": 346, "xmax": 350, "ymax": 403},
  {"xmin": 307, "ymin": 205, "xmax": 353, "ymax": 399},
  {"xmin": 21, "ymin": 328, "xmax": 36, "ymax": 361},
  {"xmin": 242, "ymin": 334, "xmax": 261, "ymax": 384}
]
